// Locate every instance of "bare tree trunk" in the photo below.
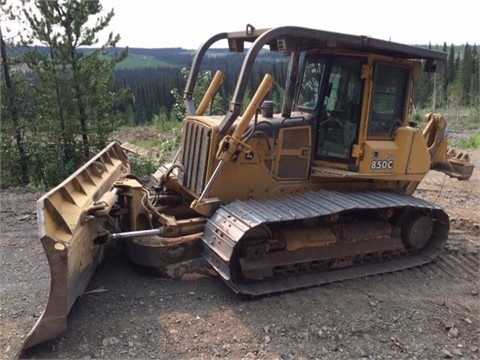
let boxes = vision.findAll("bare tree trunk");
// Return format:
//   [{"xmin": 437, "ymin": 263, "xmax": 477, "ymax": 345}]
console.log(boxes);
[{"xmin": 0, "ymin": 26, "xmax": 29, "ymax": 184}]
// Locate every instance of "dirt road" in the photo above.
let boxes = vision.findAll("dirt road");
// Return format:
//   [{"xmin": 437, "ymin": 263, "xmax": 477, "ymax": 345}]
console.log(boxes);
[{"xmin": 1, "ymin": 152, "xmax": 479, "ymax": 360}]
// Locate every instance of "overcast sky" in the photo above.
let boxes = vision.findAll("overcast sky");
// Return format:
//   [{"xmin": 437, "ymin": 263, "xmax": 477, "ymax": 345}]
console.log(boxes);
[{"xmin": 100, "ymin": 0, "xmax": 478, "ymax": 49}]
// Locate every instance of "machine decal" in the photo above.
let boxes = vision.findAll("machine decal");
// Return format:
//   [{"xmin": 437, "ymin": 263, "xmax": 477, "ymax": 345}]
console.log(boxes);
[{"xmin": 370, "ymin": 159, "xmax": 394, "ymax": 170}]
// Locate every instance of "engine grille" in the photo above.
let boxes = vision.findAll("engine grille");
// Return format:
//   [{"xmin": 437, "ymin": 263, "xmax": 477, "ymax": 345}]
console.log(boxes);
[{"xmin": 178, "ymin": 120, "xmax": 212, "ymax": 196}]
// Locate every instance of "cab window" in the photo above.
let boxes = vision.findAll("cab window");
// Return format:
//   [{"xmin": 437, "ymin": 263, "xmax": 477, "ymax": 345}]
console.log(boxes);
[
  {"xmin": 368, "ymin": 63, "xmax": 410, "ymax": 137},
  {"xmin": 297, "ymin": 58, "xmax": 326, "ymax": 110}
]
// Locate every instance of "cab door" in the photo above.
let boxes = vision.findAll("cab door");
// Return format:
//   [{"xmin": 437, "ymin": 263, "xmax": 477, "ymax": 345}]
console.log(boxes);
[{"xmin": 314, "ymin": 57, "xmax": 365, "ymax": 164}]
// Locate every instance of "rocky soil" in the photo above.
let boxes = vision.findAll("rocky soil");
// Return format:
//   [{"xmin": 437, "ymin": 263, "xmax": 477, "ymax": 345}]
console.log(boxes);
[{"xmin": 1, "ymin": 151, "xmax": 479, "ymax": 360}]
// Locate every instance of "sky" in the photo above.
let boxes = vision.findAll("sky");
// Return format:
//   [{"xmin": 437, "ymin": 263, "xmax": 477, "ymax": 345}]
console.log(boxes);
[{"xmin": 99, "ymin": 0, "xmax": 479, "ymax": 49}]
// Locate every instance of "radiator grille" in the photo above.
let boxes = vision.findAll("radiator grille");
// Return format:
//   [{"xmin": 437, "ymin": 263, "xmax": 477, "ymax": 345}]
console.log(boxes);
[{"xmin": 178, "ymin": 120, "xmax": 212, "ymax": 196}]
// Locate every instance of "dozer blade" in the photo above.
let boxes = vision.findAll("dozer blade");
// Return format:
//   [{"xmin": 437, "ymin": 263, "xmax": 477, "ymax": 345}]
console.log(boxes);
[{"xmin": 20, "ymin": 142, "xmax": 129, "ymax": 352}]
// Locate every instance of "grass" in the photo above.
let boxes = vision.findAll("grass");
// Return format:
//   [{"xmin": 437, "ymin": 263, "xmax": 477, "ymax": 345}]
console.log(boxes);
[
  {"xmin": 452, "ymin": 133, "xmax": 480, "ymax": 149},
  {"xmin": 441, "ymin": 106, "xmax": 480, "ymax": 131},
  {"xmin": 416, "ymin": 106, "xmax": 480, "ymax": 149},
  {"xmin": 112, "ymin": 122, "xmax": 181, "ymax": 146},
  {"xmin": 442, "ymin": 107, "xmax": 480, "ymax": 149}
]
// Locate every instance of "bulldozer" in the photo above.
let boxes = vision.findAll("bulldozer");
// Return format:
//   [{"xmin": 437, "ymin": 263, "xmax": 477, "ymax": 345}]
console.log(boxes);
[{"xmin": 21, "ymin": 25, "xmax": 474, "ymax": 352}]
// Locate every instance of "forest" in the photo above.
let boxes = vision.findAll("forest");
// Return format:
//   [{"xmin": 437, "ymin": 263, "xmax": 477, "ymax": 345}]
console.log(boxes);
[
  {"xmin": 1, "ymin": 0, "xmax": 479, "ymax": 188},
  {"xmin": 114, "ymin": 44, "xmax": 479, "ymax": 125},
  {"xmin": 112, "ymin": 47, "xmax": 288, "ymax": 124}
]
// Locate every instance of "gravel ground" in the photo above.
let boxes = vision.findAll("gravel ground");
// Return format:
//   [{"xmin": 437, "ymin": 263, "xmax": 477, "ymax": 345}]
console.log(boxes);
[{"xmin": 1, "ymin": 151, "xmax": 479, "ymax": 360}]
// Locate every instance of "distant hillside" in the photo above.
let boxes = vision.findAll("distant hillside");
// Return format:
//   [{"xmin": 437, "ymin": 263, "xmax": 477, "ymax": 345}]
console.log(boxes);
[
  {"xmin": 112, "ymin": 44, "xmax": 457, "ymax": 70},
  {"xmin": 113, "ymin": 48, "xmax": 194, "ymax": 69},
  {"xmin": 112, "ymin": 47, "xmax": 287, "ymax": 69},
  {"xmin": 7, "ymin": 44, "xmax": 466, "ymax": 71}
]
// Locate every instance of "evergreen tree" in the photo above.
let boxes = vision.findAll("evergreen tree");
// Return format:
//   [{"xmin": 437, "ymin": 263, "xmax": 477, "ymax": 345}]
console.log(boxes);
[
  {"xmin": 444, "ymin": 44, "xmax": 456, "ymax": 106},
  {"xmin": 1, "ymin": 30, "xmax": 28, "ymax": 184},
  {"xmin": 468, "ymin": 44, "xmax": 479, "ymax": 106},
  {"xmin": 0, "ymin": 0, "xmax": 31, "ymax": 185},
  {"xmin": 449, "ymin": 54, "xmax": 464, "ymax": 119},
  {"xmin": 460, "ymin": 43, "xmax": 472, "ymax": 105},
  {"xmin": 446, "ymin": 45, "xmax": 456, "ymax": 87},
  {"xmin": 170, "ymin": 67, "xmax": 225, "ymax": 121},
  {"xmin": 21, "ymin": 0, "xmax": 129, "ymax": 167}
]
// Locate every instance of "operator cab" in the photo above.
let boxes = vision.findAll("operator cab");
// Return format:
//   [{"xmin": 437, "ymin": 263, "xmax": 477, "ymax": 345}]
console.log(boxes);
[{"xmin": 295, "ymin": 53, "xmax": 413, "ymax": 172}]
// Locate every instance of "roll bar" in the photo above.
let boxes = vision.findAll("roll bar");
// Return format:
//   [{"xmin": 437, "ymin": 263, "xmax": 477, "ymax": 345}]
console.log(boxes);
[{"xmin": 184, "ymin": 25, "xmax": 447, "ymax": 134}]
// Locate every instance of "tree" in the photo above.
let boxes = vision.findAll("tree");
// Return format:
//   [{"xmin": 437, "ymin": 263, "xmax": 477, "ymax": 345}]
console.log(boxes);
[
  {"xmin": 1, "ymin": 25, "xmax": 29, "ymax": 184},
  {"xmin": 0, "ymin": 0, "xmax": 131, "ymax": 187},
  {"xmin": 468, "ymin": 44, "xmax": 479, "ymax": 107},
  {"xmin": 170, "ymin": 67, "xmax": 225, "ymax": 121},
  {"xmin": 0, "ymin": 0, "xmax": 31, "ymax": 185},
  {"xmin": 21, "ymin": 0, "xmax": 129, "ymax": 166},
  {"xmin": 445, "ymin": 44, "xmax": 456, "ymax": 94},
  {"xmin": 459, "ymin": 43, "xmax": 472, "ymax": 106}
]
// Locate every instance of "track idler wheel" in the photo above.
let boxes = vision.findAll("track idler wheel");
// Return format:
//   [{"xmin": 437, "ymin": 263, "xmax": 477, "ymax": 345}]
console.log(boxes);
[{"xmin": 401, "ymin": 212, "xmax": 434, "ymax": 249}]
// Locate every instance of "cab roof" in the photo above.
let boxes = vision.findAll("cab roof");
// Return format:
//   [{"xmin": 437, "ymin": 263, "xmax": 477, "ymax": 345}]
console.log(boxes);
[{"xmin": 225, "ymin": 24, "xmax": 446, "ymax": 63}]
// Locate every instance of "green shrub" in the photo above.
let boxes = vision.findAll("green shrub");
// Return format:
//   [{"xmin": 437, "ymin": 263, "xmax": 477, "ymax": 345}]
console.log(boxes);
[
  {"xmin": 0, "ymin": 136, "xmax": 23, "ymax": 188},
  {"xmin": 412, "ymin": 108, "xmax": 423, "ymax": 122},
  {"xmin": 128, "ymin": 154, "xmax": 158, "ymax": 178},
  {"xmin": 26, "ymin": 139, "xmax": 77, "ymax": 188}
]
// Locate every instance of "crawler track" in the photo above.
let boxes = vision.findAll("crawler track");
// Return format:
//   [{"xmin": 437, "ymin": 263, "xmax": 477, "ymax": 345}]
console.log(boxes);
[{"xmin": 201, "ymin": 190, "xmax": 450, "ymax": 296}]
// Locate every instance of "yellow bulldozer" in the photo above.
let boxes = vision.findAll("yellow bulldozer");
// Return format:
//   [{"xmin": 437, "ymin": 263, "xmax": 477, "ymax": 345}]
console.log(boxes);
[{"xmin": 22, "ymin": 25, "xmax": 474, "ymax": 351}]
